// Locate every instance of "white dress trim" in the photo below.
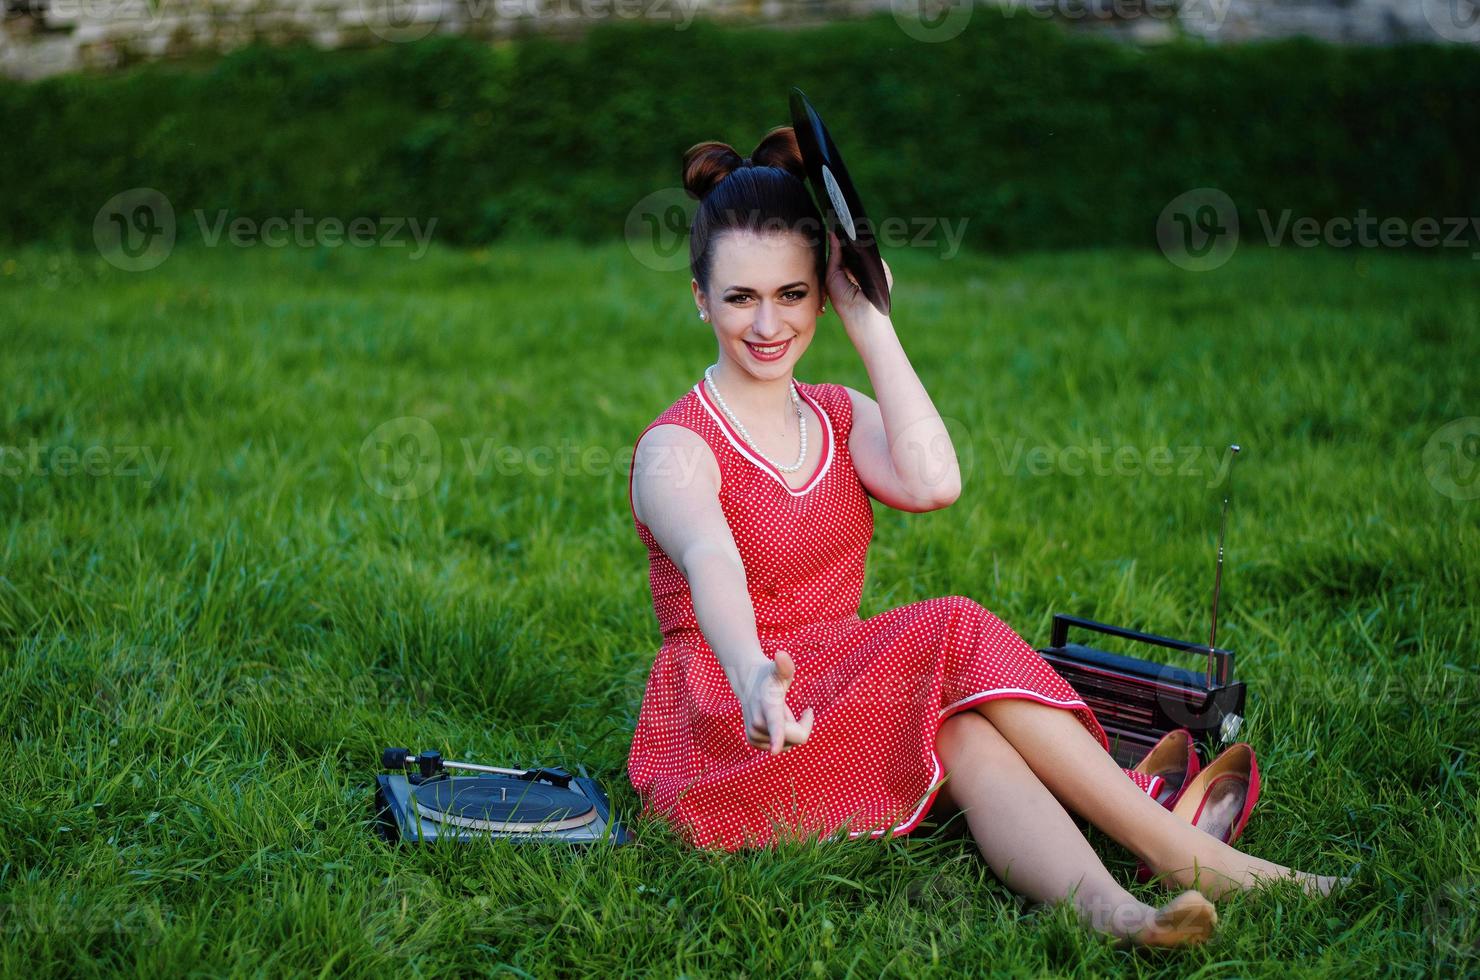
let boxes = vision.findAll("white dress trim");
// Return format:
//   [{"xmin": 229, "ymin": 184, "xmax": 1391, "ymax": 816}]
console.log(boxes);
[
  {"xmin": 692, "ymin": 381, "xmax": 835, "ymax": 496},
  {"xmin": 833, "ymin": 686, "xmax": 1096, "ymax": 841}
]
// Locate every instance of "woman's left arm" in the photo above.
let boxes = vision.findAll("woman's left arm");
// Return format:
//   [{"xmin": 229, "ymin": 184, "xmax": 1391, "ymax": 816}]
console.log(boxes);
[{"xmin": 824, "ymin": 231, "xmax": 962, "ymax": 512}]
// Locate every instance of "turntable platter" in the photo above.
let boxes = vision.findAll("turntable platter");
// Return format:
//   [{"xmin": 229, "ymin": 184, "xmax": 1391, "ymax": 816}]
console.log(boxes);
[{"xmin": 413, "ymin": 776, "xmax": 598, "ymax": 832}]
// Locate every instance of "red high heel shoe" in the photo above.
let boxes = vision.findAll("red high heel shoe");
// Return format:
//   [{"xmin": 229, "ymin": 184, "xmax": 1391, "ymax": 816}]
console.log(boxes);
[
  {"xmin": 1136, "ymin": 742, "xmax": 1260, "ymax": 884},
  {"xmin": 1132, "ymin": 728, "xmax": 1201, "ymax": 811}
]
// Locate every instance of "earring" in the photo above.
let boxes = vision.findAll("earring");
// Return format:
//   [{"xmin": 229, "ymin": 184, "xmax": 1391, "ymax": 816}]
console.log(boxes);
[
  {"xmin": 819, "ymin": 304, "xmax": 826, "ymax": 314},
  {"xmin": 698, "ymin": 309, "xmax": 708, "ymax": 321}
]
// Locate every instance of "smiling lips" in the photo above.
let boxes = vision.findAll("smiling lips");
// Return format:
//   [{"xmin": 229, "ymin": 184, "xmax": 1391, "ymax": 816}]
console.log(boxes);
[{"xmin": 745, "ymin": 339, "xmax": 792, "ymax": 361}]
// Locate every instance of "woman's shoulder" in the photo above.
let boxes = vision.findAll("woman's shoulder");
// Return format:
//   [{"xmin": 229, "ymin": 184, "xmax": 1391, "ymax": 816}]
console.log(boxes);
[
  {"xmin": 631, "ymin": 386, "xmax": 725, "ymax": 518},
  {"xmin": 800, "ymin": 380, "xmax": 857, "ymax": 435},
  {"xmin": 633, "ymin": 384, "xmax": 713, "ymax": 455},
  {"xmin": 635, "ymin": 383, "xmax": 701, "ymax": 430},
  {"xmin": 799, "ymin": 378, "xmax": 854, "ymax": 404}
]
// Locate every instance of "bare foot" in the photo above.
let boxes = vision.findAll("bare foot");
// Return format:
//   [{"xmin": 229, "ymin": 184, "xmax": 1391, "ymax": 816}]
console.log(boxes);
[
  {"xmin": 1122, "ymin": 891, "xmax": 1218, "ymax": 948},
  {"xmin": 1269, "ymin": 870, "xmax": 1354, "ymax": 898},
  {"xmin": 1165, "ymin": 862, "xmax": 1353, "ymax": 900}
]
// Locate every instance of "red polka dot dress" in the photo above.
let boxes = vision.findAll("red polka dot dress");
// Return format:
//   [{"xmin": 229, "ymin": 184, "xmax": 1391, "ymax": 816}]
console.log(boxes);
[{"xmin": 626, "ymin": 378, "xmax": 1161, "ymax": 851}]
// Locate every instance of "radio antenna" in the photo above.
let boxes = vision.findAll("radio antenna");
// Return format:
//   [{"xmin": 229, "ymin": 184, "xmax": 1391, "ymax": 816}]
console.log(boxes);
[{"xmin": 1207, "ymin": 444, "xmax": 1240, "ymax": 686}]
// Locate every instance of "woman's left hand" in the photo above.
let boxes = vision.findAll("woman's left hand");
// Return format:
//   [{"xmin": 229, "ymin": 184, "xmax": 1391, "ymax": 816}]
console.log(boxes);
[{"xmin": 823, "ymin": 228, "xmax": 893, "ymax": 338}]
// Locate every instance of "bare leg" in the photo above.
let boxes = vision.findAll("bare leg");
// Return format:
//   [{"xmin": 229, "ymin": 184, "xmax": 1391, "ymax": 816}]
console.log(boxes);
[
  {"xmin": 933, "ymin": 711, "xmax": 1216, "ymax": 947},
  {"xmin": 972, "ymin": 697, "xmax": 1345, "ymax": 899}
]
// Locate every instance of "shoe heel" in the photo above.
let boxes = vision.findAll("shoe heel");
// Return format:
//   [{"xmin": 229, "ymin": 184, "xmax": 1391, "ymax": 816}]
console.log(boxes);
[
  {"xmin": 1132, "ymin": 728, "xmax": 1201, "ymax": 811},
  {"xmin": 1171, "ymin": 742, "xmax": 1260, "ymax": 845},
  {"xmin": 1136, "ymin": 742, "xmax": 1261, "ymax": 886}
]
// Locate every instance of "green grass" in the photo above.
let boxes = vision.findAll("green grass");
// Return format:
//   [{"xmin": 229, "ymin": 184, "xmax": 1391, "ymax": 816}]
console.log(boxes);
[{"xmin": 1, "ymin": 237, "xmax": 1477, "ymax": 976}]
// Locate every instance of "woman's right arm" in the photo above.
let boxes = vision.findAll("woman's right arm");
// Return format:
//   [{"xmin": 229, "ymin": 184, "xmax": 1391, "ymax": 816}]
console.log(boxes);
[{"xmin": 632, "ymin": 424, "xmax": 814, "ymax": 753}]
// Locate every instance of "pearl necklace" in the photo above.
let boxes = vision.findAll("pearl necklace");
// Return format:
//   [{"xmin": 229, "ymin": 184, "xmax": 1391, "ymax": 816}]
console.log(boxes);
[{"xmin": 703, "ymin": 363, "xmax": 807, "ymax": 473}]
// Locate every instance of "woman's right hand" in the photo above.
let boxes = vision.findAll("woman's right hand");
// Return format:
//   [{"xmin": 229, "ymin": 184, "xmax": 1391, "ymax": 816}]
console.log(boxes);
[{"xmin": 739, "ymin": 650, "xmax": 814, "ymax": 754}]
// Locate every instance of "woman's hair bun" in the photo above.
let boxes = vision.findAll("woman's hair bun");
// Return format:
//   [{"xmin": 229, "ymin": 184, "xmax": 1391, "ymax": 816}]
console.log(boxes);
[
  {"xmin": 682, "ymin": 126, "xmax": 807, "ymax": 200},
  {"xmin": 681, "ymin": 141, "xmax": 744, "ymax": 201},
  {"xmin": 684, "ymin": 125, "xmax": 823, "ymax": 293}
]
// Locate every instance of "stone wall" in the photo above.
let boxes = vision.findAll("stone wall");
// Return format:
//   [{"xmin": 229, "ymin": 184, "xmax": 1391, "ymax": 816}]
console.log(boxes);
[
  {"xmin": 1180, "ymin": 0, "xmax": 1476, "ymax": 45},
  {"xmin": 2, "ymin": 0, "xmax": 1475, "ymax": 81}
]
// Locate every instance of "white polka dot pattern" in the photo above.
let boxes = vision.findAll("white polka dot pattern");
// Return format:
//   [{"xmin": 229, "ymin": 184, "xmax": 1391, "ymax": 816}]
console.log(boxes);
[{"xmin": 626, "ymin": 379, "xmax": 1158, "ymax": 851}]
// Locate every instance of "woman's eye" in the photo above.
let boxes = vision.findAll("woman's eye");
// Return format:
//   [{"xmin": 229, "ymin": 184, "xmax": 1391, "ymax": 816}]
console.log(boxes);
[{"xmin": 728, "ymin": 292, "xmax": 806, "ymax": 304}]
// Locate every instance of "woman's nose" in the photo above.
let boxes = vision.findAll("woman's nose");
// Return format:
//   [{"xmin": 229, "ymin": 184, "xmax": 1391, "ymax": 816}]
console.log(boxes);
[{"xmin": 751, "ymin": 302, "xmax": 782, "ymax": 338}]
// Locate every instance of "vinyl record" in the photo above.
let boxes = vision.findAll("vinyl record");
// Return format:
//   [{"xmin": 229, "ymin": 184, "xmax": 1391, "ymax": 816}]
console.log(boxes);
[
  {"xmin": 413, "ymin": 776, "xmax": 597, "ymax": 833},
  {"xmin": 789, "ymin": 87, "xmax": 891, "ymax": 317}
]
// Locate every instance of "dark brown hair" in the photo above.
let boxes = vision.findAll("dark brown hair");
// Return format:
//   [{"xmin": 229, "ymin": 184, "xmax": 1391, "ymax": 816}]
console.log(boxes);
[{"xmin": 683, "ymin": 126, "xmax": 825, "ymax": 295}]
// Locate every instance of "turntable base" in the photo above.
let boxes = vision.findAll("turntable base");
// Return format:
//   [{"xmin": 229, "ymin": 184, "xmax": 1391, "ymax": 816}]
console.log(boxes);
[
  {"xmin": 412, "ymin": 776, "xmax": 597, "ymax": 833},
  {"xmin": 375, "ymin": 769, "xmax": 630, "ymax": 845}
]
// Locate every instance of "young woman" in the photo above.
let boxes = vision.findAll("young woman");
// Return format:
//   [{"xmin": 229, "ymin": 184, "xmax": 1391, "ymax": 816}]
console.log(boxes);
[{"xmin": 625, "ymin": 126, "xmax": 1346, "ymax": 948}]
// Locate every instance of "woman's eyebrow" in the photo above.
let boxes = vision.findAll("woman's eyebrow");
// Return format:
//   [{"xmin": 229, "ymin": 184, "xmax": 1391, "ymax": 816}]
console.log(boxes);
[{"xmin": 723, "ymin": 281, "xmax": 809, "ymax": 293}]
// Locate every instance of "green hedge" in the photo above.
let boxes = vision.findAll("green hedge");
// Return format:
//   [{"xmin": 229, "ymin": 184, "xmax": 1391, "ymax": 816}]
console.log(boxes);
[{"xmin": 3, "ymin": 14, "xmax": 1477, "ymax": 252}]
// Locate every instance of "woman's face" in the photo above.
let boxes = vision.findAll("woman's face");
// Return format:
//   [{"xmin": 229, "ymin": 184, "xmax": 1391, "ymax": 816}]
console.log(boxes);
[{"xmin": 693, "ymin": 229, "xmax": 823, "ymax": 380}]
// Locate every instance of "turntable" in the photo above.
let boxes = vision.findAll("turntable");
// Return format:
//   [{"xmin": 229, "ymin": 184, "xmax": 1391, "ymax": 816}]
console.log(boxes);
[{"xmin": 373, "ymin": 747, "xmax": 632, "ymax": 846}]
